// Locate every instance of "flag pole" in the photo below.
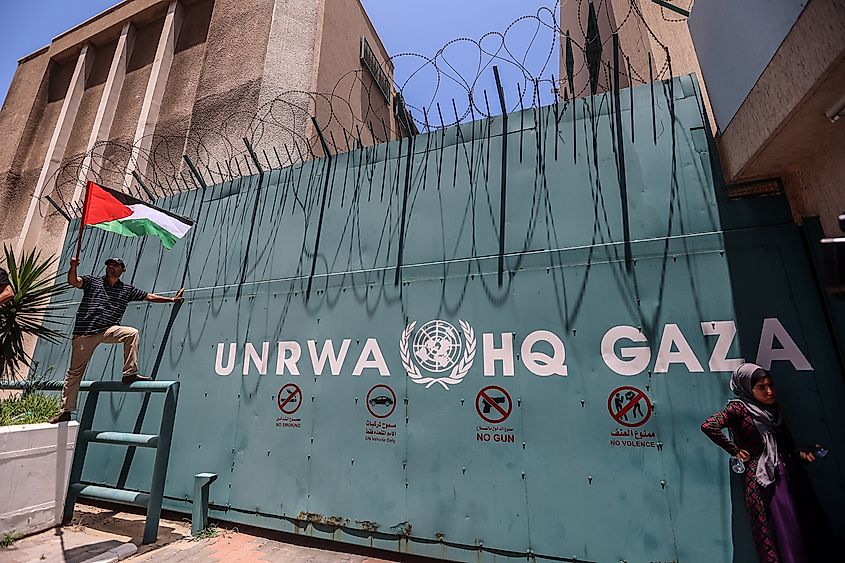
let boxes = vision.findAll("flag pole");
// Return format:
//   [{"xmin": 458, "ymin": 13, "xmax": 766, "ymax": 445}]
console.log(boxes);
[{"xmin": 75, "ymin": 181, "xmax": 92, "ymax": 260}]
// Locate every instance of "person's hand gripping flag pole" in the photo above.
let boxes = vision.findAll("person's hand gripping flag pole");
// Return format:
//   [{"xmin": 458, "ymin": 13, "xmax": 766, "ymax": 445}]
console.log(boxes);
[{"xmin": 75, "ymin": 181, "xmax": 195, "ymax": 259}]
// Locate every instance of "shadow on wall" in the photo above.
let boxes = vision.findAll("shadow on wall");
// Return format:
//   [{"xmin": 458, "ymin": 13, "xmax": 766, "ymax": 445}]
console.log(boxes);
[{"xmin": 708, "ymin": 99, "xmax": 845, "ymax": 560}]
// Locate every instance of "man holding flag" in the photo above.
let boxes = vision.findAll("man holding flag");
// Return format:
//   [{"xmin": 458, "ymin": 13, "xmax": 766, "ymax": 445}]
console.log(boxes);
[{"xmin": 49, "ymin": 181, "xmax": 194, "ymax": 424}]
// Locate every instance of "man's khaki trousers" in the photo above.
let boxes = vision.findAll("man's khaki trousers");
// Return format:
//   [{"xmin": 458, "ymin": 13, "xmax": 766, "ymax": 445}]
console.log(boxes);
[{"xmin": 61, "ymin": 325, "xmax": 140, "ymax": 412}]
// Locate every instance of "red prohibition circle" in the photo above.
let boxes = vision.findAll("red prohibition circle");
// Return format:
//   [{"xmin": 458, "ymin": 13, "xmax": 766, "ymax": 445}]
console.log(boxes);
[
  {"xmin": 607, "ymin": 385, "xmax": 653, "ymax": 428},
  {"xmin": 475, "ymin": 385, "xmax": 512, "ymax": 424},
  {"xmin": 366, "ymin": 384, "xmax": 396, "ymax": 419},
  {"xmin": 277, "ymin": 383, "xmax": 302, "ymax": 415}
]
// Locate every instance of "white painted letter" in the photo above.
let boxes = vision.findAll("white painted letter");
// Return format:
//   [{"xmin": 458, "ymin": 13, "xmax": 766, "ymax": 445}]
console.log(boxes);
[
  {"xmin": 243, "ymin": 342, "xmax": 270, "ymax": 375},
  {"xmin": 353, "ymin": 338, "xmax": 390, "ymax": 376},
  {"xmin": 601, "ymin": 326, "xmax": 651, "ymax": 376},
  {"xmin": 307, "ymin": 339, "xmax": 351, "ymax": 375},
  {"xmin": 701, "ymin": 321, "xmax": 745, "ymax": 372},
  {"xmin": 654, "ymin": 324, "xmax": 704, "ymax": 373},
  {"xmin": 521, "ymin": 330, "xmax": 568, "ymax": 376},
  {"xmin": 215, "ymin": 343, "xmax": 237, "ymax": 375},
  {"xmin": 483, "ymin": 333, "xmax": 515, "ymax": 376},
  {"xmin": 276, "ymin": 341, "xmax": 301, "ymax": 375},
  {"xmin": 756, "ymin": 318, "xmax": 813, "ymax": 371}
]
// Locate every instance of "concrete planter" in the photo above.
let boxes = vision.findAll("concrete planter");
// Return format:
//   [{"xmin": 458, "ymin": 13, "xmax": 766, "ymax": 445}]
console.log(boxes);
[{"xmin": 0, "ymin": 422, "xmax": 79, "ymax": 537}]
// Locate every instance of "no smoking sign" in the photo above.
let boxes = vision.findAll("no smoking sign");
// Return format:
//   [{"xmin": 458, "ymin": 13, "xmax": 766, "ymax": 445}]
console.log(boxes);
[{"xmin": 277, "ymin": 383, "xmax": 302, "ymax": 415}]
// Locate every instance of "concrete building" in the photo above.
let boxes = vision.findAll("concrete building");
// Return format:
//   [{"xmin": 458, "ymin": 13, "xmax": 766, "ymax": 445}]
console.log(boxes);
[
  {"xmin": 0, "ymin": 0, "xmax": 409, "ymax": 259},
  {"xmin": 559, "ymin": 1, "xmax": 706, "ymax": 98},
  {"xmin": 562, "ymin": 0, "xmax": 845, "ymax": 237},
  {"xmin": 689, "ymin": 0, "xmax": 845, "ymax": 237}
]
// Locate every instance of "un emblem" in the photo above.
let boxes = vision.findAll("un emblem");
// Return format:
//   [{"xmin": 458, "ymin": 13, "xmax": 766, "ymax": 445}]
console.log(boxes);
[{"xmin": 400, "ymin": 319, "xmax": 476, "ymax": 389}]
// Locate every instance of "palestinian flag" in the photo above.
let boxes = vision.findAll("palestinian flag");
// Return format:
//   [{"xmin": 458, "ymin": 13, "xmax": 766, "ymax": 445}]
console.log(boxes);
[{"xmin": 81, "ymin": 181, "xmax": 194, "ymax": 250}]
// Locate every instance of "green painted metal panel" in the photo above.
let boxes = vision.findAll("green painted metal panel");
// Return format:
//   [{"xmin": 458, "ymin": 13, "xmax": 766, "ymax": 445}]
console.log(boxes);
[{"xmin": 31, "ymin": 75, "xmax": 845, "ymax": 561}]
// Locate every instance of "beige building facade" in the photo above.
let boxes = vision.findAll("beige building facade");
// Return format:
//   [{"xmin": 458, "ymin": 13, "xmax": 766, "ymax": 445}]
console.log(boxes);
[
  {"xmin": 0, "ymin": 0, "xmax": 407, "ymax": 260},
  {"xmin": 562, "ymin": 0, "xmax": 845, "ymax": 236},
  {"xmin": 689, "ymin": 0, "xmax": 845, "ymax": 236},
  {"xmin": 559, "ymin": 1, "xmax": 705, "ymax": 96}
]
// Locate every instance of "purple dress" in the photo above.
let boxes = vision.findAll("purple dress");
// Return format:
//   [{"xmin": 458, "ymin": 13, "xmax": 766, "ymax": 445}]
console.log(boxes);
[{"xmin": 701, "ymin": 401, "xmax": 828, "ymax": 563}]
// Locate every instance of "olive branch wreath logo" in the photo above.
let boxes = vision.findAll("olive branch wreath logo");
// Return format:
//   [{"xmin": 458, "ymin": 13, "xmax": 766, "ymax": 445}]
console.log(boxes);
[{"xmin": 400, "ymin": 320, "xmax": 476, "ymax": 389}]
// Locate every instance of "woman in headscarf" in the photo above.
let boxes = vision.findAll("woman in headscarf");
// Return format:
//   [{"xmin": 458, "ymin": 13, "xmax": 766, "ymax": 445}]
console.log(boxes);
[{"xmin": 701, "ymin": 363, "xmax": 832, "ymax": 562}]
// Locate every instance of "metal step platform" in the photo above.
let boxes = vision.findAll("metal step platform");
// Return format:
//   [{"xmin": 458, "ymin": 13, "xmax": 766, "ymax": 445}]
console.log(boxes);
[{"xmin": 1, "ymin": 379, "xmax": 179, "ymax": 544}]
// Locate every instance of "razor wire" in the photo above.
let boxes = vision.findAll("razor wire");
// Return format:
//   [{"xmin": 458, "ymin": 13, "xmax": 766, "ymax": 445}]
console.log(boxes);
[{"xmin": 26, "ymin": 0, "xmax": 695, "ymax": 218}]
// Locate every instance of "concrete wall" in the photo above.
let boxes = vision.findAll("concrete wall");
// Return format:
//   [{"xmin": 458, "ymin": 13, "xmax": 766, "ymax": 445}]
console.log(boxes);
[
  {"xmin": 0, "ymin": 422, "xmax": 78, "ymax": 537},
  {"xmin": 693, "ymin": 0, "xmax": 845, "ymax": 234},
  {"xmin": 781, "ymin": 115, "xmax": 845, "ymax": 236},
  {"xmin": 559, "ymin": 0, "xmax": 713, "ymax": 129},
  {"xmin": 688, "ymin": 0, "xmax": 808, "ymax": 132},
  {"xmin": 0, "ymin": 0, "xmax": 399, "ymax": 264},
  {"xmin": 315, "ymin": 0, "xmax": 398, "ymax": 151},
  {"xmin": 0, "ymin": 53, "xmax": 51, "ymax": 249},
  {"xmin": 560, "ymin": 1, "xmax": 703, "ymax": 91},
  {"xmin": 254, "ymin": 0, "xmax": 324, "ymax": 157}
]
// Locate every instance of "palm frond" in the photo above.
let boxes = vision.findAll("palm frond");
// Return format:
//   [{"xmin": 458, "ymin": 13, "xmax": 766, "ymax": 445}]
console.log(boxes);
[{"xmin": 1, "ymin": 245, "xmax": 71, "ymax": 379}]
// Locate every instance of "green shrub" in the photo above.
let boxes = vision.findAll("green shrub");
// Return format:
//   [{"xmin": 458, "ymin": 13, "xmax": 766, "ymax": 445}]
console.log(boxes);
[
  {"xmin": 1, "ymin": 245, "xmax": 71, "ymax": 378},
  {"xmin": 0, "ymin": 531, "xmax": 23, "ymax": 548},
  {"xmin": 0, "ymin": 392, "xmax": 61, "ymax": 426}
]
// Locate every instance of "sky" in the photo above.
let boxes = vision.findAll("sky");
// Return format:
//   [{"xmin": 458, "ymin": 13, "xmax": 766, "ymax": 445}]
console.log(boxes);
[
  {"xmin": 0, "ymin": 1, "xmax": 116, "ymax": 103},
  {"xmin": 0, "ymin": 0, "xmax": 561, "ymax": 120}
]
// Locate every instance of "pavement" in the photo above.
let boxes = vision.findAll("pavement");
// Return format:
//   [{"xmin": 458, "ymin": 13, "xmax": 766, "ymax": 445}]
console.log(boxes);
[{"xmin": 0, "ymin": 504, "xmax": 403, "ymax": 563}]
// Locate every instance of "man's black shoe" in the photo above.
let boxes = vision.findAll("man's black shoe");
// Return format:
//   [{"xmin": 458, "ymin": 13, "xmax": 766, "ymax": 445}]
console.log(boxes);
[
  {"xmin": 121, "ymin": 373, "xmax": 152, "ymax": 384},
  {"xmin": 48, "ymin": 411, "xmax": 72, "ymax": 424}
]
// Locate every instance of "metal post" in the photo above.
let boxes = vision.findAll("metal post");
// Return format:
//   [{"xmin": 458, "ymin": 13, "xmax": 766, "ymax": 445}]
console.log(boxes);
[
  {"xmin": 183, "ymin": 155, "xmax": 207, "ymax": 189},
  {"xmin": 243, "ymin": 138, "xmax": 264, "ymax": 174},
  {"xmin": 395, "ymin": 135, "xmax": 414, "ymax": 286},
  {"xmin": 44, "ymin": 196, "xmax": 72, "ymax": 221},
  {"xmin": 237, "ymin": 141, "xmax": 268, "ymax": 298},
  {"xmin": 650, "ymin": 0, "xmax": 690, "ymax": 17},
  {"xmin": 293, "ymin": 141, "xmax": 305, "ymax": 164},
  {"xmin": 144, "ymin": 382, "xmax": 179, "ymax": 544},
  {"xmin": 552, "ymin": 74, "xmax": 560, "ymax": 161},
  {"xmin": 627, "ymin": 57, "xmax": 634, "ymax": 143},
  {"xmin": 192, "ymin": 473, "xmax": 218, "ymax": 535},
  {"xmin": 311, "ymin": 117, "xmax": 333, "ymax": 160},
  {"xmin": 493, "ymin": 66, "xmax": 508, "ymax": 287},
  {"xmin": 517, "ymin": 84, "xmax": 524, "ymax": 162},
  {"xmin": 612, "ymin": 34, "xmax": 632, "ymax": 272},
  {"xmin": 63, "ymin": 390, "xmax": 99, "ymax": 523},
  {"xmin": 306, "ymin": 117, "xmax": 334, "ymax": 299},
  {"xmin": 649, "ymin": 52, "xmax": 656, "ymax": 145},
  {"xmin": 132, "ymin": 171, "xmax": 156, "ymax": 200}
]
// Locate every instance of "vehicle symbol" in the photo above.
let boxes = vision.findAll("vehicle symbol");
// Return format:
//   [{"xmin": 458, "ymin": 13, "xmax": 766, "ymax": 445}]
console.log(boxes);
[{"xmin": 369, "ymin": 395, "xmax": 393, "ymax": 407}]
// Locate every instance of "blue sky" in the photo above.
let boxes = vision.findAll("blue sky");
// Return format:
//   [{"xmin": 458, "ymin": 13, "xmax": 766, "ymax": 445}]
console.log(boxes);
[
  {"xmin": 0, "ymin": 0, "xmax": 560, "ymax": 119},
  {"xmin": 0, "ymin": 1, "xmax": 116, "ymax": 103}
]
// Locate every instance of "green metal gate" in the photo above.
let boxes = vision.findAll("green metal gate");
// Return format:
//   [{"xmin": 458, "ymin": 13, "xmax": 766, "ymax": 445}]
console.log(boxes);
[{"xmin": 31, "ymin": 75, "xmax": 845, "ymax": 562}]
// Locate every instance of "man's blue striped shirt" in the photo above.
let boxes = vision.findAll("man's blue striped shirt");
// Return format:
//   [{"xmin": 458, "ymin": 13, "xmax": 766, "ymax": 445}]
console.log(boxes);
[{"xmin": 73, "ymin": 276, "xmax": 148, "ymax": 335}]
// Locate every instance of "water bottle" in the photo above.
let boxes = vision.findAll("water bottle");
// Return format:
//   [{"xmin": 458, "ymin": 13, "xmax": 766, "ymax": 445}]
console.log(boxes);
[{"xmin": 730, "ymin": 456, "xmax": 746, "ymax": 474}]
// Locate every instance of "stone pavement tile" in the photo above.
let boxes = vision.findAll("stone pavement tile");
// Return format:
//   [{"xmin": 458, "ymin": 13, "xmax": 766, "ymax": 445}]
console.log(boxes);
[
  {"xmin": 129, "ymin": 537, "xmax": 200, "ymax": 562},
  {"xmin": 1, "ymin": 504, "xmax": 411, "ymax": 563},
  {"xmin": 208, "ymin": 532, "xmax": 266, "ymax": 562},
  {"xmin": 0, "ymin": 518, "xmax": 132, "ymax": 563},
  {"xmin": 0, "ymin": 503, "xmax": 191, "ymax": 563}
]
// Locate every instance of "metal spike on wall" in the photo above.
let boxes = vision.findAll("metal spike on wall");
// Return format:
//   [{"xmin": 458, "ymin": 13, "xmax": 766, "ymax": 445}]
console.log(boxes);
[
  {"xmin": 565, "ymin": 31, "xmax": 575, "ymax": 97},
  {"xmin": 586, "ymin": 2, "xmax": 602, "ymax": 96},
  {"xmin": 493, "ymin": 65, "xmax": 509, "ymax": 287}
]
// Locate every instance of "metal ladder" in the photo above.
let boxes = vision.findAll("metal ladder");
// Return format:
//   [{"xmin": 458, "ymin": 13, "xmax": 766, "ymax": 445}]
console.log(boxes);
[{"xmin": 62, "ymin": 380, "xmax": 180, "ymax": 544}]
